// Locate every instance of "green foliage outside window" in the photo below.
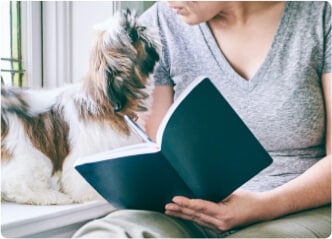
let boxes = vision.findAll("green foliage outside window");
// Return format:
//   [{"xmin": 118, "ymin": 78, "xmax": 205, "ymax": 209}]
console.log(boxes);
[{"xmin": 1, "ymin": 1, "xmax": 25, "ymax": 87}]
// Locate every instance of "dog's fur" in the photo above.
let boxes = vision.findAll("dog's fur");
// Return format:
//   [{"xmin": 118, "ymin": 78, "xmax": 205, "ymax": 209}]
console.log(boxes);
[{"xmin": 1, "ymin": 9, "xmax": 160, "ymax": 205}]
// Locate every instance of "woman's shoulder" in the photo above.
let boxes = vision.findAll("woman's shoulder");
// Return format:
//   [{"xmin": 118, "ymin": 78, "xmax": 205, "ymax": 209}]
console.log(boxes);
[
  {"xmin": 287, "ymin": 1, "xmax": 330, "ymax": 21},
  {"xmin": 289, "ymin": 1, "xmax": 330, "ymax": 12}
]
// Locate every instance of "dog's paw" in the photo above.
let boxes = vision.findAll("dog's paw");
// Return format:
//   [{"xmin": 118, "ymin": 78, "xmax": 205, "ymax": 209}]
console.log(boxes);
[
  {"xmin": 37, "ymin": 190, "xmax": 74, "ymax": 205},
  {"xmin": 30, "ymin": 191, "xmax": 73, "ymax": 205}
]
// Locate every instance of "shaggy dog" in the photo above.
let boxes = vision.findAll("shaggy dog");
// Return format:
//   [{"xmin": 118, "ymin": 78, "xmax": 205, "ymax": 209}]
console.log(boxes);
[{"xmin": 1, "ymin": 9, "xmax": 160, "ymax": 205}]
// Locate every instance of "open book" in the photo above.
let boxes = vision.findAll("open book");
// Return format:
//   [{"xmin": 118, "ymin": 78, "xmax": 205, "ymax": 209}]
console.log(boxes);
[{"xmin": 75, "ymin": 77, "xmax": 273, "ymax": 212}]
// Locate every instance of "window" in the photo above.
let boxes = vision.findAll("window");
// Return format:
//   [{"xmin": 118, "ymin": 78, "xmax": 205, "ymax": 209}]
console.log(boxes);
[
  {"xmin": 1, "ymin": 1, "xmax": 42, "ymax": 88},
  {"xmin": 1, "ymin": 1, "xmax": 25, "ymax": 87}
]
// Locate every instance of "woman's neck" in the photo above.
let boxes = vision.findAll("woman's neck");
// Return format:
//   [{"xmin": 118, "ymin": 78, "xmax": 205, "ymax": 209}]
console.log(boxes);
[
  {"xmin": 206, "ymin": 1, "xmax": 285, "ymax": 80},
  {"xmin": 209, "ymin": 2, "xmax": 285, "ymax": 29}
]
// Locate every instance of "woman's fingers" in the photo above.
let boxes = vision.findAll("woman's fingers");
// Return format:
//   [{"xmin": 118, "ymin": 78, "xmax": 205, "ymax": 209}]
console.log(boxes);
[{"xmin": 165, "ymin": 196, "xmax": 229, "ymax": 231}]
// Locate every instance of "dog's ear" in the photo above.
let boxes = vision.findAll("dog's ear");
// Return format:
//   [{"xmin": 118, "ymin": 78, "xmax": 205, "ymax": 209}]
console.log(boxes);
[
  {"xmin": 106, "ymin": 74, "xmax": 127, "ymax": 112},
  {"xmin": 87, "ymin": 33, "xmax": 126, "ymax": 112},
  {"xmin": 104, "ymin": 9, "xmax": 137, "ymax": 112}
]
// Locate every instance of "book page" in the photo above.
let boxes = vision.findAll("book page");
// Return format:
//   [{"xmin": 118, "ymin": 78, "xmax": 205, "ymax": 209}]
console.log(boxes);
[
  {"xmin": 74, "ymin": 142, "xmax": 160, "ymax": 166},
  {"xmin": 124, "ymin": 115, "xmax": 153, "ymax": 143}
]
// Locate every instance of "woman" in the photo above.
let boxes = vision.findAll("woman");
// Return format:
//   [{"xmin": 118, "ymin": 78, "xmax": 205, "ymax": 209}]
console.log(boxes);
[{"xmin": 74, "ymin": 2, "xmax": 331, "ymax": 237}]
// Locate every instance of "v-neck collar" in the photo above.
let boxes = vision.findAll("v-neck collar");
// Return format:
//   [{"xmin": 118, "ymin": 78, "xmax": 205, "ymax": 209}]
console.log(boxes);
[{"xmin": 198, "ymin": 2, "xmax": 292, "ymax": 91}]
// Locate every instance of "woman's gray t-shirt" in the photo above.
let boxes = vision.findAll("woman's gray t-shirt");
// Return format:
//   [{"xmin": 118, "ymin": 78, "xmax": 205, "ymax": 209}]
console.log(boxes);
[{"xmin": 140, "ymin": 1, "xmax": 331, "ymax": 191}]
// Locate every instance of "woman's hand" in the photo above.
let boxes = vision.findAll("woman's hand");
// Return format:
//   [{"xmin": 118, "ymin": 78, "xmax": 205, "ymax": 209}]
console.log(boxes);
[
  {"xmin": 165, "ymin": 189, "xmax": 268, "ymax": 232},
  {"xmin": 165, "ymin": 155, "xmax": 331, "ymax": 233}
]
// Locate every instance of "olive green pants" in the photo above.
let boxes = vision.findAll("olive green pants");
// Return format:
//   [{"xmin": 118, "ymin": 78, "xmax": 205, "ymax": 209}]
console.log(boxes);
[{"xmin": 73, "ymin": 205, "xmax": 331, "ymax": 238}]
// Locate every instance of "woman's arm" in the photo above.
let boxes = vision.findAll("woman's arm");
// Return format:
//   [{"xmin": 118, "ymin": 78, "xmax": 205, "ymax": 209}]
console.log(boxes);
[
  {"xmin": 165, "ymin": 73, "xmax": 331, "ymax": 232},
  {"xmin": 260, "ymin": 73, "xmax": 331, "ymax": 217},
  {"xmin": 259, "ymin": 73, "xmax": 331, "ymax": 218},
  {"xmin": 145, "ymin": 85, "xmax": 174, "ymax": 141},
  {"xmin": 323, "ymin": 73, "xmax": 331, "ymax": 155}
]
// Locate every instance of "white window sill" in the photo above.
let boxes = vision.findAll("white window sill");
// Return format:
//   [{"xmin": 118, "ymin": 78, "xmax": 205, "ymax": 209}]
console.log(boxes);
[{"xmin": 1, "ymin": 200, "xmax": 115, "ymax": 238}]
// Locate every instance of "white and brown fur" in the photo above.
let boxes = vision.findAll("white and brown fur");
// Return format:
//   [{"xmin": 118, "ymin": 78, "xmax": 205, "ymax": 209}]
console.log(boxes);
[{"xmin": 1, "ymin": 9, "xmax": 160, "ymax": 205}]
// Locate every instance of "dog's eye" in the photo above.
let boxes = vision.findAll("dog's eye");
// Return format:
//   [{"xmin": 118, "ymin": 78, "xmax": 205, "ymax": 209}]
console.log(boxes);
[{"xmin": 138, "ymin": 26, "xmax": 146, "ymax": 32}]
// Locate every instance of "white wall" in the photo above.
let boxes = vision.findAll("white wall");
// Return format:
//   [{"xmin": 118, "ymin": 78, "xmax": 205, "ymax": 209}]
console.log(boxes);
[{"xmin": 71, "ymin": 1, "xmax": 118, "ymax": 83}]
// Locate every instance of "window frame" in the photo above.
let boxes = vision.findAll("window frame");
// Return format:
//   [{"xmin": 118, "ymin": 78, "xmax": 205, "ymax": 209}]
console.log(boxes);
[{"xmin": 21, "ymin": 1, "xmax": 43, "ymax": 88}]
